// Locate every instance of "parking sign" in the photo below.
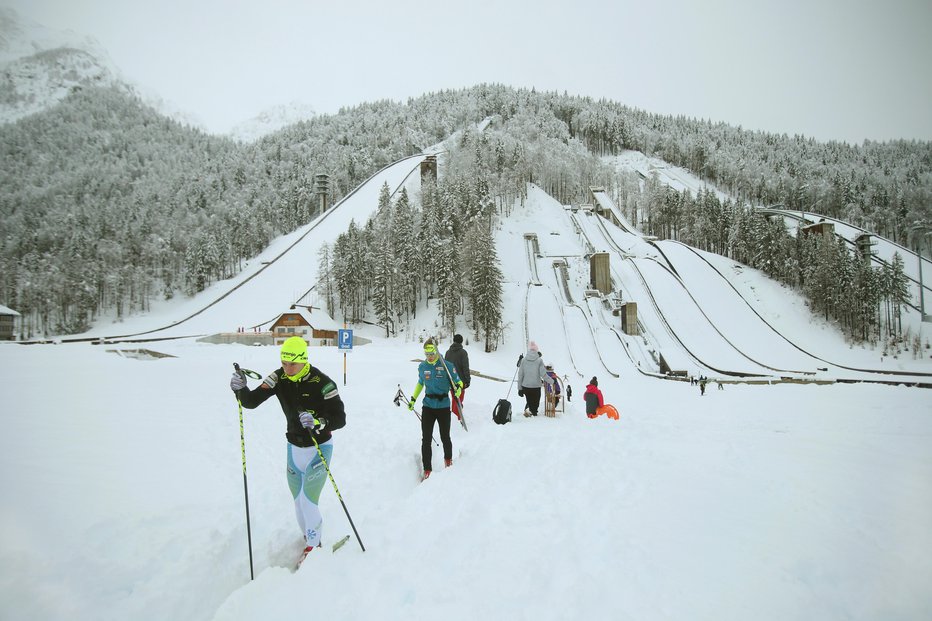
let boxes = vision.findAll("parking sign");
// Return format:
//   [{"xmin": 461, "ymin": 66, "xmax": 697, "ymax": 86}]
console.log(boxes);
[{"xmin": 338, "ymin": 329, "xmax": 353, "ymax": 351}]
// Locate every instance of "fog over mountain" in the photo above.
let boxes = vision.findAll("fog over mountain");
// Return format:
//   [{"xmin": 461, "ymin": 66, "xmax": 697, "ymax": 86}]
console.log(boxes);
[
  {"xmin": 0, "ymin": 8, "xmax": 313, "ymax": 140},
  {"xmin": 0, "ymin": 8, "xmax": 126, "ymax": 123},
  {"xmin": 227, "ymin": 101, "xmax": 317, "ymax": 142}
]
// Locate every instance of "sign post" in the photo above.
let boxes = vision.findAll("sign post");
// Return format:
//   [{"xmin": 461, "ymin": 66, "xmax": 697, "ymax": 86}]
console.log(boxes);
[{"xmin": 338, "ymin": 328, "xmax": 353, "ymax": 385}]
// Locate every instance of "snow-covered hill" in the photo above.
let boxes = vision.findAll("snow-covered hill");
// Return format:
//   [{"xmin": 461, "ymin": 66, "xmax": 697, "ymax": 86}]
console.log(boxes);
[
  {"xmin": 0, "ymin": 9, "xmax": 315, "ymax": 139},
  {"xmin": 0, "ymin": 8, "xmax": 201, "ymax": 130},
  {"xmin": 606, "ymin": 150, "xmax": 732, "ymax": 203},
  {"xmin": 0, "ymin": 8, "xmax": 130, "ymax": 123},
  {"xmin": 1, "ymin": 179, "xmax": 930, "ymax": 621},
  {"xmin": 228, "ymin": 101, "xmax": 317, "ymax": 142}
]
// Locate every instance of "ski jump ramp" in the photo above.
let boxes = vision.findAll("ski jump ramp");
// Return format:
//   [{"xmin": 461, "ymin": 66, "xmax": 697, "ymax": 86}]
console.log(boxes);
[
  {"xmin": 590, "ymin": 187, "xmax": 646, "ymax": 238},
  {"xmin": 87, "ymin": 155, "xmax": 428, "ymax": 341}
]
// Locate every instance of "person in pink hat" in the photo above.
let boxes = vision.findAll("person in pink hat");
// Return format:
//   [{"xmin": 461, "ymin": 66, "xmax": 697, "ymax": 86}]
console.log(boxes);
[{"xmin": 517, "ymin": 340, "xmax": 553, "ymax": 417}]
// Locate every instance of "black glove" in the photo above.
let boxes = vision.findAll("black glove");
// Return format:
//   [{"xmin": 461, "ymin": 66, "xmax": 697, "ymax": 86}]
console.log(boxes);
[
  {"xmin": 516, "ymin": 354, "xmax": 524, "ymax": 367},
  {"xmin": 518, "ymin": 388, "xmax": 524, "ymax": 397}
]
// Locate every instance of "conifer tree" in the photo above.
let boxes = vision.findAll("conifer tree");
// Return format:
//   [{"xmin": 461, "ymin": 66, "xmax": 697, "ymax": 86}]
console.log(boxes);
[
  {"xmin": 376, "ymin": 182, "xmax": 392, "ymax": 226},
  {"xmin": 435, "ymin": 241, "xmax": 461, "ymax": 334},
  {"xmin": 391, "ymin": 188, "xmax": 419, "ymax": 318},
  {"xmin": 468, "ymin": 223, "xmax": 504, "ymax": 350},
  {"xmin": 887, "ymin": 252, "xmax": 911, "ymax": 339},
  {"xmin": 317, "ymin": 244, "xmax": 336, "ymax": 318},
  {"xmin": 372, "ymin": 231, "xmax": 395, "ymax": 336}
]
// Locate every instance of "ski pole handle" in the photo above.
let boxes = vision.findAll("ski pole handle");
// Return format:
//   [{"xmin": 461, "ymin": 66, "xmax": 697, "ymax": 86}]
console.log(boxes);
[{"xmin": 233, "ymin": 363, "xmax": 262, "ymax": 380}]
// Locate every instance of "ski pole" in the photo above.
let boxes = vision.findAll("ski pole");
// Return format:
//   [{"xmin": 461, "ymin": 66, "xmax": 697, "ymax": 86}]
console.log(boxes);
[
  {"xmin": 504, "ymin": 366, "xmax": 520, "ymax": 399},
  {"xmin": 308, "ymin": 431, "xmax": 366, "ymax": 552},
  {"xmin": 395, "ymin": 386, "xmax": 439, "ymax": 446},
  {"xmin": 395, "ymin": 385, "xmax": 439, "ymax": 446},
  {"xmin": 233, "ymin": 363, "xmax": 261, "ymax": 581},
  {"xmin": 435, "ymin": 350, "xmax": 467, "ymax": 431}
]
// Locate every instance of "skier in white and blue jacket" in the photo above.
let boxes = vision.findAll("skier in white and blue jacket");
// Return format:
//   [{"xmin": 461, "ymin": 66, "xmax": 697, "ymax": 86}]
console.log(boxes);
[{"xmin": 408, "ymin": 340, "xmax": 462, "ymax": 479}]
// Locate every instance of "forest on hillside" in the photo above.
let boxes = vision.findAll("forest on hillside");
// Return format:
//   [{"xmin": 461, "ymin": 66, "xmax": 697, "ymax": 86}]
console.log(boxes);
[{"xmin": 1, "ymin": 83, "xmax": 930, "ymax": 345}]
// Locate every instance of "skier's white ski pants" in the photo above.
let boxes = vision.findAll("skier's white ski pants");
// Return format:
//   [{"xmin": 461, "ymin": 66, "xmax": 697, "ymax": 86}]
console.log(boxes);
[{"xmin": 287, "ymin": 440, "xmax": 333, "ymax": 547}]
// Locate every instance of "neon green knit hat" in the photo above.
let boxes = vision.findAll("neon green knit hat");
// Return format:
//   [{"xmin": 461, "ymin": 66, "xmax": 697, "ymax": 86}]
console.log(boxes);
[{"xmin": 280, "ymin": 336, "xmax": 309, "ymax": 364}]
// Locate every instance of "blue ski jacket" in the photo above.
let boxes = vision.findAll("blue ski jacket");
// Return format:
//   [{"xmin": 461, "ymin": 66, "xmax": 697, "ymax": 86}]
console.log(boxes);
[{"xmin": 415, "ymin": 356, "xmax": 461, "ymax": 410}]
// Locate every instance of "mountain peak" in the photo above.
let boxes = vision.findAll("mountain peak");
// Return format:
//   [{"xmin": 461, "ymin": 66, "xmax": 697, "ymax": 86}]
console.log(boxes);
[
  {"xmin": 227, "ymin": 101, "xmax": 318, "ymax": 142},
  {"xmin": 0, "ymin": 7, "xmax": 128, "ymax": 124}
]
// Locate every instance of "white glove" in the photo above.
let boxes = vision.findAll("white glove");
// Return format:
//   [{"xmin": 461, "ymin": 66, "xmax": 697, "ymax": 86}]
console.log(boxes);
[
  {"xmin": 230, "ymin": 372, "xmax": 247, "ymax": 391},
  {"xmin": 299, "ymin": 412, "xmax": 326, "ymax": 431}
]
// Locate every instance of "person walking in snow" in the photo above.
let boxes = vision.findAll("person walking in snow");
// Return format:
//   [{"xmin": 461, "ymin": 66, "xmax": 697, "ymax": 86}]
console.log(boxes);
[
  {"xmin": 444, "ymin": 334, "xmax": 470, "ymax": 422},
  {"xmin": 230, "ymin": 336, "xmax": 346, "ymax": 561},
  {"xmin": 543, "ymin": 363, "xmax": 564, "ymax": 416},
  {"xmin": 408, "ymin": 341, "xmax": 462, "ymax": 480},
  {"xmin": 584, "ymin": 376, "xmax": 604, "ymax": 418},
  {"xmin": 544, "ymin": 364, "xmax": 562, "ymax": 404},
  {"xmin": 517, "ymin": 340, "xmax": 553, "ymax": 417}
]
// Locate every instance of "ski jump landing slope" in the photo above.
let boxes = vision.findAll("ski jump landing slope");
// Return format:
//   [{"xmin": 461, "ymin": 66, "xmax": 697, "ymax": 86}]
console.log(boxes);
[
  {"xmin": 758, "ymin": 206, "xmax": 932, "ymax": 316},
  {"xmin": 578, "ymin": 199, "xmax": 932, "ymax": 383},
  {"xmin": 654, "ymin": 240, "xmax": 822, "ymax": 373},
  {"xmin": 89, "ymin": 155, "xmax": 427, "ymax": 341}
]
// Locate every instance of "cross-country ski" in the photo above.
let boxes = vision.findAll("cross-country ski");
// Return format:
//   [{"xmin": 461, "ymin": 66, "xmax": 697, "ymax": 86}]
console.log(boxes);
[{"xmin": 293, "ymin": 535, "xmax": 353, "ymax": 571}]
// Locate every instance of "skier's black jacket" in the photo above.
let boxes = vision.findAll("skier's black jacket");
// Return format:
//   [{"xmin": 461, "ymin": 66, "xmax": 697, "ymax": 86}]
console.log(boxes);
[
  {"xmin": 444, "ymin": 342, "xmax": 471, "ymax": 387},
  {"xmin": 236, "ymin": 365, "xmax": 346, "ymax": 447}
]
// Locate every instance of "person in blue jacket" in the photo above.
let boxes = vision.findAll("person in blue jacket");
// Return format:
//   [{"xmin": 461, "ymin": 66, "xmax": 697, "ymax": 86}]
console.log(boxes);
[{"xmin": 408, "ymin": 340, "xmax": 462, "ymax": 479}]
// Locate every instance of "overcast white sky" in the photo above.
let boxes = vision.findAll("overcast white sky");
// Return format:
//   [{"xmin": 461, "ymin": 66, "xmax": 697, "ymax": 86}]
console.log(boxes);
[{"xmin": 5, "ymin": 0, "xmax": 932, "ymax": 143}]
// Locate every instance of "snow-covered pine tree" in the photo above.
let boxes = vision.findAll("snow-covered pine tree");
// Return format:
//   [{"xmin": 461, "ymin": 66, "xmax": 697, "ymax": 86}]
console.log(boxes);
[
  {"xmin": 468, "ymin": 224, "xmax": 503, "ymax": 351},
  {"xmin": 372, "ymin": 231, "xmax": 395, "ymax": 337},
  {"xmin": 317, "ymin": 244, "xmax": 336, "ymax": 319},
  {"xmin": 375, "ymin": 182, "xmax": 392, "ymax": 225},
  {"xmin": 888, "ymin": 252, "xmax": 911, "ymax": 339},
  {"xmin": 435, "ymin": 241, "xmax": 461, "ymax": 335},
  {"xmin": 390, "ymin": 188, "xmax": 419, "ymax": 318}
]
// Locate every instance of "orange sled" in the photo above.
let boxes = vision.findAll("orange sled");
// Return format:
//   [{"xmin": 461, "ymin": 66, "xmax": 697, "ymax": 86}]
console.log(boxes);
[{"xmin": 595, "ymin": 404, "xmax": 620, "ymax": 420}]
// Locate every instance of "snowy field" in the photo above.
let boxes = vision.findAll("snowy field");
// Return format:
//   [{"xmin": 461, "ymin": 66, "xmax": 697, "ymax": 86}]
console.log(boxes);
[
  {"xmin": 1, "ymin": 338, "xmax": 930, "ymax": 621},
  {"xmin": 1, "ymin": 175, "xmax": 931, "ymax": 620}
]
